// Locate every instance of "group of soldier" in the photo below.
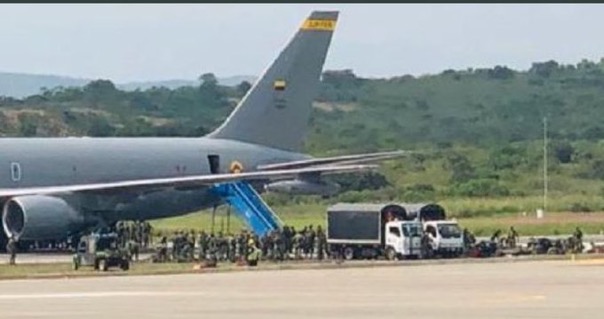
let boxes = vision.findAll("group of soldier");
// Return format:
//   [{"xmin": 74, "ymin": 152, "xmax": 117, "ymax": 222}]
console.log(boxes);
[
  {"xmin": 2, "ymin": 219, "xmax": 593, "ymax": 266},
  {"xmin": 115, "ymin": 220, "xmax": 153, "ymax": 249},
  {"xmin": 525, "ymin": 227, "xmax": 585, "ymax": 255},
  {"xmin": 466, "ymin": 226, "xmax": 586, "ymax": 256},
  {"xmin": 152, "ymin": 224, "xmax": 330, "ymax": 265}
]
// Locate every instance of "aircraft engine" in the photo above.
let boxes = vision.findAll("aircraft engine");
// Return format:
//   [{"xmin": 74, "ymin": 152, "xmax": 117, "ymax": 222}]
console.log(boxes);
[
  {"xmin": 264, "ymin": 179, "xmax": 341, "ymax": 197},
  {"xmin": 2, "ymin": 195, "xmax": 84, "ymax": 240}
]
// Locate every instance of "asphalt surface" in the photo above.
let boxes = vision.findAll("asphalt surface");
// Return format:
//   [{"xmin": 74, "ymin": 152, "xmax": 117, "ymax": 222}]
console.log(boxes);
[{"xmin": 0, "ymin": 258, "xmax": 603, "ymax": 319}]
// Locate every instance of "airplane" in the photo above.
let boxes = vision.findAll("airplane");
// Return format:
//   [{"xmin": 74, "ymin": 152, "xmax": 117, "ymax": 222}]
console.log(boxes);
[{"xmin": 0, "ymin": 10, "xmax": 405, "ymax": 244}]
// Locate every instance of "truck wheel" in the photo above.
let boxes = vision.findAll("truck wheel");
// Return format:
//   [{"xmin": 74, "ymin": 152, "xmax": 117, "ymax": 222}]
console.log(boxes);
[
  {"xmin": 343, "ymin": 247, "xmax": 355, "ymax": 260},
  {"xmin": 99, "ymin": 259, "xmax": 108, "ymax": 272},
  {"xmin": 386, "ymin": 247, "xmax": 398, "ymax": 261},
  {"xmin": 121, "ymin": 260, "xmax": 130, "ymax": 271}
]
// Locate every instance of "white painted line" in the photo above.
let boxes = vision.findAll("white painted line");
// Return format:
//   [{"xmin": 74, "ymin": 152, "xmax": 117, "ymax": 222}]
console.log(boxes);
[{"xmin": 0, "ymin": 291, "xmax": 207, "ymax": 300}]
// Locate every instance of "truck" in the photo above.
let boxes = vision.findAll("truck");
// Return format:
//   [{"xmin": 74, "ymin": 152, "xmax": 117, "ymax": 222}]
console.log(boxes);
[
  {"xmin": 422, "ymin": 220, "xmax": 464, "ymax": 258},
  {"xmin": 326, "ymin": 203, "xmax": 423, "ymax": 260},
  {"xmin": 401, "ymin": 203, "xmax": 465, "ymax": 258}
]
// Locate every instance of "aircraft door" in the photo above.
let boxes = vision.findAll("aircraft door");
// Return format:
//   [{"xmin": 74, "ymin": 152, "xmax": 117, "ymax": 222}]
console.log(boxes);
[{"xmin": 207, "ymin": 155, "xmax": 220, "ymax": 174}]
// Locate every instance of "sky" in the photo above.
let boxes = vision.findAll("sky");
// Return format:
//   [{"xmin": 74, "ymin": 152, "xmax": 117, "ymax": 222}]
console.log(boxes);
[{"xmin": 1, "ymin": 4, "xmax": 604, "ymax": 82}]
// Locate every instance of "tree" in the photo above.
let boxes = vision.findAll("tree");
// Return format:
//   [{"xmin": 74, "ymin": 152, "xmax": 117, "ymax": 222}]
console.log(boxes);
[
  {"xmin": 530, "ymin": 60, "xmax": 559, "ymax": 78},
  {"xmin": 487, "ymin": 66, "xmax": 515, "ymax": 80},
  {"xmin": 488, "ymin": 145, "xmax": 527, "ymax": 170},
  {"xmin": 83, "ymin": 79, "xmax": 119, "ymax": 106},
  {"xmin": 88, "ymin": 117, "xmax": 115, "ymax": 137},
  {"xmin": 552, "ymin": 140, "xmax": 574, "ymax": 164},
  {"xmin": 236, "ymin": 81, "xmax": 252, "ymax": 96},
  {"xmin": 444, "ymin": 153, "xmax": 476, "ymax": 184},
  {"xmin": 199, "ymin": 73, "xmax": 218, "ymax": 86}
]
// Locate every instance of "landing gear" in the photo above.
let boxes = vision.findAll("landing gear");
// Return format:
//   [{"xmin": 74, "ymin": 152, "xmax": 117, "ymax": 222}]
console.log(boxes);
[{"xmin": 211, "ymin": 205, "xmax": 217, "ymax": 234}]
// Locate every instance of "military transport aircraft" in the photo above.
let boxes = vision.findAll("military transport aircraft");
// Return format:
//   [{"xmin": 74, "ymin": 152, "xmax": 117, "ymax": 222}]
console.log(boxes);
[{"xmin": 0, "ymin": 11, "xmax": 404, "ymax": 242}]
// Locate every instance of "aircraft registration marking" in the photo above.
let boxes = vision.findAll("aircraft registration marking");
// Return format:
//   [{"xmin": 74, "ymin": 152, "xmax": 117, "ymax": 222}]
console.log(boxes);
[{"xmin": 301, "ymin": 19, "xmax": 336, "ymax": 31}]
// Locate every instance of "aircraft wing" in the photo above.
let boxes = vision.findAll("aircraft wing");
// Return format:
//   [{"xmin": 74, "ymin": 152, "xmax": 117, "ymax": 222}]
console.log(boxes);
[
  {"xmin": 0, "ymin": 164, "xmax": 377, "ymax": 198},
  {"xmin": 256, "ymin": 150, "xmax": 408, "ymax": 171}
]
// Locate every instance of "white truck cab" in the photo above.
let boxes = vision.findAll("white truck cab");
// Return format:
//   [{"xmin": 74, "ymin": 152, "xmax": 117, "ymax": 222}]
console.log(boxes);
[
  {"xmin": 423, "ymin": 220, "xmax": 464, "ymax": 257},
  {"xmin": 384, "ymin": 220, "xmax": 423, "ymax": 260}
]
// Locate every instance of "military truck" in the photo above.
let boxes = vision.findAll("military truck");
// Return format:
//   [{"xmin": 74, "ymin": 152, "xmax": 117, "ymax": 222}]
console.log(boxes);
[
  {"xmin": 400, "ymin": 203, "xmax": 464, "ymax": 258},
  {"xmin": 326, "ymin": 203, "xmax": 423, "ymax": 260},
  {"xmin": 72, "ymin": 232, "xmax": 130, "ymax": 271},
  {"xmin": 422, "ymin": 220, "xmax": 464, "ymax": 257}
]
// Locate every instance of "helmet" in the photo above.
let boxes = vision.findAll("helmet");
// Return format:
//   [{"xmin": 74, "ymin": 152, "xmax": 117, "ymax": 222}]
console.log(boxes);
[{"xmin": 248, "ymin": 239, "xmax": 255, "ymax": 245}]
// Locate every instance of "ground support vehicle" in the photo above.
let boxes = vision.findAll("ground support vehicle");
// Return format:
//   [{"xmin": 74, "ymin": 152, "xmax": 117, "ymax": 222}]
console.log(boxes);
[{"xmin": 72, "ymin": 232, "xmax": 130, "ymax": 271}]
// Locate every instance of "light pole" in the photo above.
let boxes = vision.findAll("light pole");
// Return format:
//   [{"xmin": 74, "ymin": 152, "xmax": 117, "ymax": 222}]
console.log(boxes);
[{"xmin": 543, "ymin": 117, "xmax": 548, "ymax": 215}]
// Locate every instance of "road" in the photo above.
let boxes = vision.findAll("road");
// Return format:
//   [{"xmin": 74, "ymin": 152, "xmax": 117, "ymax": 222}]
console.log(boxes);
[
  {"xmin": 5, "ymin": 233, "xmax": 603, "ymax": 265},
  {"xmin": 0, "ymin": 258, "xmax": 603, "ymax": 319}
]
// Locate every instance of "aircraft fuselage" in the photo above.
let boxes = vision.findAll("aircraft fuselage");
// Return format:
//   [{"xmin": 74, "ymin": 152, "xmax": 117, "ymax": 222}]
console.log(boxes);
[{"xmin": 0, "ymin": 137, "xmax": 308, "ymax": 223}]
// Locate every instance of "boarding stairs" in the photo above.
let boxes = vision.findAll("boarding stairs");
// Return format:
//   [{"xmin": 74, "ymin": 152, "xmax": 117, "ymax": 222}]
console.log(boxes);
[{"xmin": 211, "ymin": 181, "xmax": 283, "ymax": 237}]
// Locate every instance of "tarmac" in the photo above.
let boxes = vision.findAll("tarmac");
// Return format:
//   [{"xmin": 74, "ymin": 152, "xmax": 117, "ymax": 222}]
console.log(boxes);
[{"xmin": 1, "ymin": 258, "xmax": 603, "ymax": 319}]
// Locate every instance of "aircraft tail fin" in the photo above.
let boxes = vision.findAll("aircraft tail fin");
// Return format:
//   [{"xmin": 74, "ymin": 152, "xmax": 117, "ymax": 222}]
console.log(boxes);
[{"xmin": 207, "ymin": 11, "xmax": 338, "ymax": 152}]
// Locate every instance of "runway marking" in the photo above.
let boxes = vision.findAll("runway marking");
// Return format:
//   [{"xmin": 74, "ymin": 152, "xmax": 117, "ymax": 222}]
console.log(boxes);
[
  {"xmin": 481, "ymin": 294, "xmax": 546, "ymax": 305},
  {"xmin": 1, "ymin": 311, "xmax": 93, "ymax": 317},
  {"xmin": 0, "ymin": 291, "xmax": 208, "ymax": 300}
]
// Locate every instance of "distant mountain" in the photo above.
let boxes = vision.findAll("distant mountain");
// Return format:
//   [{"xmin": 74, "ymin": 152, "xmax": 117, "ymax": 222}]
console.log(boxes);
[{"xmin": 0, "ymin": 72, "xmax": 256, "ymax": 98}]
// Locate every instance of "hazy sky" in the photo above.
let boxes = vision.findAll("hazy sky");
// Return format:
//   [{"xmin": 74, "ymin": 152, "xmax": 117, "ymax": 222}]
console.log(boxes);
[{"xmin": 1, "ymin": 4, "xmax": 604, "ymax": 82}]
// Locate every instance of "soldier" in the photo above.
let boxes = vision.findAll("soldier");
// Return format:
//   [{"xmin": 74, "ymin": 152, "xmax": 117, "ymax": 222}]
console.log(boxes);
[
  {"xmin": 197, "ymin": 231, "xmax": 208, "ymax": 260},
  {"xmin": 462, "ymin": 228, "xmax": 476, "ymax": 250},
  {"xmin": 573, "ymin": 227, "xmax": 584, "ymax": 253},
  {"xmin": 6, "ymin": 236, "xmax": 17, "ymax": 265},
  {"xmin": 246, "ymin": 238, "xmax": 261, "ymax": 267},
  {"xmin": 127, "ymin": 238, "xmax": 140, "ymax": 262},
  {"xmin": 507, "ymin": 226, "xmax": 519, "ymax": 248},
  {"xmin": 293, "ymin": 230, "xmax": 303, "ymax": 260},
  {"xmin": 420, "ymin": 233, "xmax": 433, "ymax": 259},
  {"xmin": 308, "ymin": 225, "xmax": 316, "ymax": 258},
  {"xmin": 179, "ymin": 234, "xmax": 193, "ymax": 262},
  {"xmin": 236, "ymin": 231, "xmax": 247, "ymax": 261},
  {"xmin": 263, "ymin": 232, "xmax": 274, "ymax": 260},
  {"xmin": 128, "ymin": 222, "xmax": 136, "ymax": 243},
  {"xmin": 574, "ymin": 227, "xmax": 583, "ymax": 242},
  {"xmin": 316, "ymin": 226, "xmax": 327, "ymax": 261},
  {"xmin": 207, "ymin": 233, "xmax": 218, "ymax": 261},
  {"xmin": 142, "ymin": 221, "xmax": 152, "ymax": 248},
  {"xmin": 490, "ymin": 229, "xmax": 502, "ymax": 243},
  {"xmin": 274, "ymin": 230, "xmax": 285, "ymax": 261},
  {"xmin": 156, "ymin": 236, "xmax": 168, "ymax": 262},
  {"xmin": 116, "ymin": 221, "xmax": 125, "ymax": 246},
  {"xmin": 282, "ymin": 226, "xmax": 293, "ymax": 254},
  {"xmin": 228, "ymin": 234, "xmax": 237, "ymax": 262},
  {"xmin": 170, "ymin": 231, "xmax": 180, "ymax": 261}
]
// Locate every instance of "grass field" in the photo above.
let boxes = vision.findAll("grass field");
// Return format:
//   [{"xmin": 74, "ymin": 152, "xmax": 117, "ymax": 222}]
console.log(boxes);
[
  {"xmin": 150, "ymin": 197, "xmax": 604, "ymax": 237},
  {"xmin": 458, "ymin": 212, "xmax": 604, "ymax": 237}
]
